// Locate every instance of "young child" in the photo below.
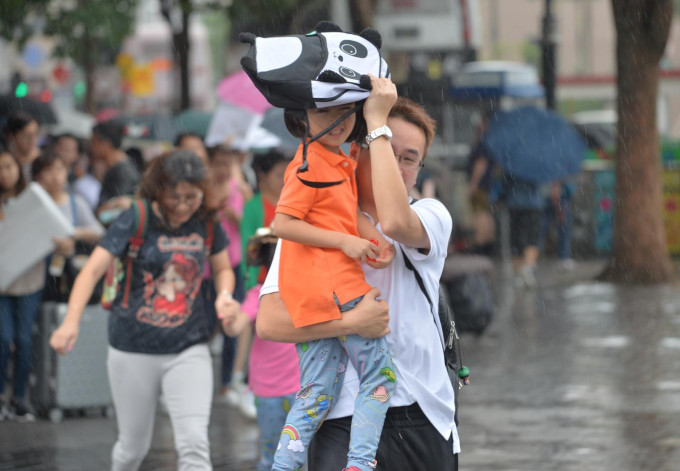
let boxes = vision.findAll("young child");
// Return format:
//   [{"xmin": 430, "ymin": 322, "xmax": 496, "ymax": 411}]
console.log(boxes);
[{"xmin": 271, "ymin": 100, "xmax": 396, "ymax": 471}]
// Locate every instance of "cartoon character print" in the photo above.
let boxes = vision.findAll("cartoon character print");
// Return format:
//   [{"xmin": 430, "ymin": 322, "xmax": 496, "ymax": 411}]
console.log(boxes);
[
  {"xmin": 321, "ymin": 32, "xmax": 380, "ymax": 85},
  {"xmin": 136, "ymin": 252, "xmax": 201, "ymax": 328}
]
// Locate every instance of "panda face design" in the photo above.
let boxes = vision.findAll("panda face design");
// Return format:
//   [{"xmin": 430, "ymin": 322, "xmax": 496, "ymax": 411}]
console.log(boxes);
[{"xmin": 321, "ymin": 32, "xmax": 384, "ymax": 86}]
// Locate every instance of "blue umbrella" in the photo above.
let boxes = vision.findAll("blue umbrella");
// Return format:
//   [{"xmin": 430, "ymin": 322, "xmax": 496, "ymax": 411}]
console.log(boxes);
[{"xmin": 481, "ymin": 106, "xmax": 587, "ymax": 184}]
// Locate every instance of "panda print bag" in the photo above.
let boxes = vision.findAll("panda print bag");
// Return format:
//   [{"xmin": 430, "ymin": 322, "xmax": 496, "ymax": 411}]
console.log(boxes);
[{"xmin": 239, "ymin": 21, "xmax": 390, "ymax": 111}]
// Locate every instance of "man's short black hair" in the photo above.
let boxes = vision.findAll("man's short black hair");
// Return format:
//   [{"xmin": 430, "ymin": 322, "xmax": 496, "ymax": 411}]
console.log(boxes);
[{"xmin": 92, "ymin": 121, "xmax": 124, "ymax": 149}]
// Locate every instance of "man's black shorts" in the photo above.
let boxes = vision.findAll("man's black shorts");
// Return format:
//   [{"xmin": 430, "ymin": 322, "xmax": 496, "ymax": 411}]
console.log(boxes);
[
  {"xmin": 307, "ymin": 403, "xmax": 458, "ymax": 470},
  {"xmin": 509, "ymin": 208, "xmax": 543, "ymax": 256}
]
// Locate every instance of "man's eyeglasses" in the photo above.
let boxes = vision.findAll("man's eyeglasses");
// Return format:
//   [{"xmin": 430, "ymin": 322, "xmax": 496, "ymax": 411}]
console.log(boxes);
[
  {"xmin": 359, "ymin": 143, "xmax": 423, "ymax": 171},
  {"xmin": 394, "ymin": 154, "xmax": 424, "ymax": 171},
  {"xmin": 163, "ymin": 191, "xmax": 204, "ymax": 207}
]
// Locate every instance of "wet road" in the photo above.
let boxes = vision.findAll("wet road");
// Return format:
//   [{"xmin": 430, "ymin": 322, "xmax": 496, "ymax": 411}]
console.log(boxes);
[
  {"xmin": 459, "ymin": 260, "xmax": 680, "ymax": 471},
  {"xmin": 2, "ymin": 259, "xmax": 680, "ymax": 470}
]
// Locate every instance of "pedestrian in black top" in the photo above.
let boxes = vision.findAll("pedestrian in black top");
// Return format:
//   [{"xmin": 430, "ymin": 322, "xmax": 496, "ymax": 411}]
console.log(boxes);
[
  {"xmin": 92, "ymin": 121, "xmax": 141, "ymax": 218},
  {"xmin": 50, "ymin": 150, "xmax": 240, "ymax": 471}
]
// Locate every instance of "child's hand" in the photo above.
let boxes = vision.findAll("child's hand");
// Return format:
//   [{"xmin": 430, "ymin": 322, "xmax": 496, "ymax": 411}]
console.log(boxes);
[
  {"xmin": 340, "ymin": 235, "xmax": 378, "ymax": 262},
  {"xmin": 366, "ymin": 243, "xmax": 396, "ymax": 269},
  {"xmin": 222, "ymin": 311, "xmax": 250, "ymax": 337},
  {"xmin": 363, "ymin": 75, "xmax": 398, "ymax": 128}
]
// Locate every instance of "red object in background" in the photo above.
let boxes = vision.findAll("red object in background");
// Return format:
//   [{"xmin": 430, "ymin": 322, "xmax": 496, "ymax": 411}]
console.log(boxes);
[
  {"xmin": 96, "ymin": 107, "xmax": 121, "ymax": 123},
  {"xmin": 40, "ymin": 89, "xmax": 52, "ymax": 102},
  {"xmin": 52, "ymin": 64, "xmax": 70, "ymax": 84}
]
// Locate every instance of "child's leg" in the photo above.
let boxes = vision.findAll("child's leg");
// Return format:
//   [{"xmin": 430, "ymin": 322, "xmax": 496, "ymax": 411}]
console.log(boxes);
[
  {"xmin": 342, "ymin": 334, "xmax": 395, "ymax": 471},
  {"xmin": 272, "ymin": 338, "xmax": 346, "ymax": 471},
  {"xmin": 255, "ymin": 393, "xmax": 297, "ymax": 471}
]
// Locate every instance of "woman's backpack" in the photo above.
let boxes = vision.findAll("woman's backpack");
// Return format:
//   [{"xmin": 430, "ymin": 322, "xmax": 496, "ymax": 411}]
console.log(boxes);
[{"xmin": 100, "ymin": 199, "xmax": 215, "ymax": 310}]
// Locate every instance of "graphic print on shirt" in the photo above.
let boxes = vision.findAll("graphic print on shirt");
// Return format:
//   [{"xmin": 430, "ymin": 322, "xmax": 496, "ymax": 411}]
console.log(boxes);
[{"xmin": 136, "ymin": 244, "xmax": 202, "ymax": 328}]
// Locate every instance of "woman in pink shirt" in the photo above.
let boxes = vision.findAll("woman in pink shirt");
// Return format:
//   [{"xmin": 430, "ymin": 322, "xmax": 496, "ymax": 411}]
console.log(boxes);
[
  {"xmin": 222, "ymin": 282, "xmax": 300, "ymax": 471},
  {"xmin": 205, "ymin": 145, "xmax": 253, "ymax": 414}
]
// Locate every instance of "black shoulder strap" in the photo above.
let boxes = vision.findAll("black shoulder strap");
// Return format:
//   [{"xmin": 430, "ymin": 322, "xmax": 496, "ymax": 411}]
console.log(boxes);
[{"xmin": 400, "ymin": 247, "xmax": 434, "ymax": 312}]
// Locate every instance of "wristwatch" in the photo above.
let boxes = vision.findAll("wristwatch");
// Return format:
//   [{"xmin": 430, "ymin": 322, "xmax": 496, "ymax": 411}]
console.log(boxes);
[{"xmin": 365, "ymin": 124, "xmax": 393, "ymax": 146}]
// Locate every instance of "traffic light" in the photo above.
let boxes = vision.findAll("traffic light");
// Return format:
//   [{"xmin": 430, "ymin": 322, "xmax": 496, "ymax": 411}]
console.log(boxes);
[{"xmin": 15, "ymin": 81, "xmax": 28, "ymax": 98}]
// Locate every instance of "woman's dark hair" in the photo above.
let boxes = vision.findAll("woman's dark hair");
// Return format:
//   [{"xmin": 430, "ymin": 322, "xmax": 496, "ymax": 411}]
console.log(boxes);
[
  {"xmin": 283, "ymin": 104, "xmax": 367, "ymax": 144},
  {"xmin": 0, "ymin": 150, "xmax": 26, "ymax": 198},
  {"xmin": 251, "ymin": 148, "xmax": 291, "ymax": 177},
  {"xmin": 138, "ymin": 150, "xmax": 212, "ymax": 222},
  {"xmin": 31, "ymin": 151, "xmax": 66, "ymax": 180},
  {"xmin": 3, "ymin": 112, "xmax": 38, "ymax": 137}
]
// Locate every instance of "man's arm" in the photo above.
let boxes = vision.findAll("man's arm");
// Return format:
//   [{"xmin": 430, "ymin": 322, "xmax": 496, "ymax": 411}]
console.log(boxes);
[{"xmin": 256, "ymin": 287, "xmax": 390, "ymax": 343}]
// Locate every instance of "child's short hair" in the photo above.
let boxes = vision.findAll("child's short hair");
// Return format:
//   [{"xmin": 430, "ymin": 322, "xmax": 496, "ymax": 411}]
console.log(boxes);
[{"xmin": 283, "ymin": 105, "xmax": 367, "ymax": 144}]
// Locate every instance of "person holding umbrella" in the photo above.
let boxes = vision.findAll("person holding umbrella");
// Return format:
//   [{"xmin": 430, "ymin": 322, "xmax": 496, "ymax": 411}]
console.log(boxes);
[{"xmin": 481, "ymin": 106, "xmax": 587, "ymax": 288}]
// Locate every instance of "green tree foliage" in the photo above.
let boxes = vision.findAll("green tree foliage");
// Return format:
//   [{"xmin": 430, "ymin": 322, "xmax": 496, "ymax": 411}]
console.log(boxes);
[{"xmin": 0, "ymin": 0, "xmax": 49, "ymax": 44}]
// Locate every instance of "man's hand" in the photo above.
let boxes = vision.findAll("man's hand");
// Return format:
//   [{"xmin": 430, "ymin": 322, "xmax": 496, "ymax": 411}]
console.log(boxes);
[{"xmin": 344, "ymin": 287, "xmax": 390, "ymax": 338}]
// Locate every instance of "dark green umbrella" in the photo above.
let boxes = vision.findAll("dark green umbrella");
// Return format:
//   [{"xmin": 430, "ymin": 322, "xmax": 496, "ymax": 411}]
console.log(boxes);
[{"xmin": 173, "ymin": 110, "xmax": 213, "ymax": 138}]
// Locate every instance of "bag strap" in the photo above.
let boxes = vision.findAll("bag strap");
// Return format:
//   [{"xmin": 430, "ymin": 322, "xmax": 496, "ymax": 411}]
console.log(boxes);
[
  {"xmin": 204, "ymin": 219, "xmax": 214, "ymax": 257},
  {"xmin": 121, "ymin": 199, "xmax": 148, "ymax": 308},
  {"xmin": 400, "ymin": 247, "xmax": 434, "ymax": 312},
  {"xmin": 69, "ymin": 193, "xmax": 78, "ymax": 226}
]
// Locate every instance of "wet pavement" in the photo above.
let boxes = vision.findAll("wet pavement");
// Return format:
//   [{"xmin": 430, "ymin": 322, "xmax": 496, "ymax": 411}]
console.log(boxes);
[{"xmin": 2, "ymin": 258, "xmax": 680, "ymax": 470}]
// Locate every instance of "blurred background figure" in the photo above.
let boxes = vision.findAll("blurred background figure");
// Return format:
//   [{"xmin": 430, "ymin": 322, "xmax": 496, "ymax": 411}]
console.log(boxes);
[
  {"xmin": 3, "ymin": 112, "xmax": 40, "ymax": 182},
  {"xmin": 175, "ymin": 132, "xmax": 208, "ymax": 163},
  {"xmin": 91, "ymin": 121, "xmax": 140, "ymax": 222},
  {"xmin": 495, "ymin": 175, "xmax": 544, "ymax": 288},
  {"xmin": 31, "ymin": 152, "xmax": 104, "ymax": 304},
  {"xmin": 232, "ymin": 147, "xmax": 295, "ymax": 469},
  {"xmin": 50, "ymin": 133, "xmax": 81, "ymax": 183},
  {"xmin": 466, "ymin": 113, "xmax": 497, "ymax": 256},
  {"xmin": 0, "ymin": 147, "xmax": 42, "ymax": 422},
  {"xmin": 411, "ymin": 165, "xmax": 438, "ymax": 200},
  {"xmin": 204, "ymin": 144, "xmax": 252, "ymax": 418},
  {"xmin": 539, "ymin": 179, "xmax": 576, "ymax": 270}
]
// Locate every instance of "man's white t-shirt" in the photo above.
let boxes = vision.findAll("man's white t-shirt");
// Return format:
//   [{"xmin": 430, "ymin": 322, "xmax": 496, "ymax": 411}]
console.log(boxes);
[{"xmin": 260, "ymin": 198, "xmax": 460, "ymax": 453}]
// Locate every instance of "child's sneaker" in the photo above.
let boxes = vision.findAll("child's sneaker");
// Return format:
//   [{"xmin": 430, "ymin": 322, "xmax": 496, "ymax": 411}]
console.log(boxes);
[{"xmin": 10, "ymin": 399, "xmax": 36, "ymax": 423}]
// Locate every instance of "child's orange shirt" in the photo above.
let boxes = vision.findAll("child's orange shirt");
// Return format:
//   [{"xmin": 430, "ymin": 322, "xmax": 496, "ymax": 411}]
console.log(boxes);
[{"xmin": 276, "ymin": 141, "xmax": 371, "ymax": 327}]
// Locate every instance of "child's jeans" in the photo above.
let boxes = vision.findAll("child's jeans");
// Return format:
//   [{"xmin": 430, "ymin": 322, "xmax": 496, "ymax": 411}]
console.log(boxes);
[
  {"xmin": 272, "ymin": 294, "xmax": 396, "ymax": 471},
  {"xmin": 255, "ymin": 393, "xmax": 297, "ymax": 471}
]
